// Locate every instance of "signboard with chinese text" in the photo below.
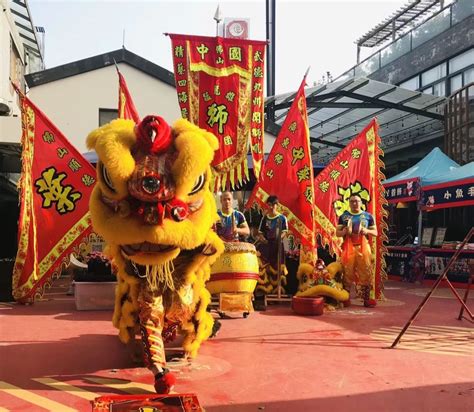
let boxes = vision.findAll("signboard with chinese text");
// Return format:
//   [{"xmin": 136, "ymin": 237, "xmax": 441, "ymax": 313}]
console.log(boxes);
[
  {"xmin": 432, "ymin": 227, "xmax": 447, "ymax": 247},
  {"xmin": 421, "ymin": 178, "xmax": 474, "ymax": 210},
  {"xmin": 421, "ymin": 227, "xmax": 434, "ymax": 247},
  {"xmin": 384, "ymin": 178, "xmax": 420, "ymax": 203},
  {"xmin": 169, "ymin": 33, "xmax": 266, "ymax": 189}
]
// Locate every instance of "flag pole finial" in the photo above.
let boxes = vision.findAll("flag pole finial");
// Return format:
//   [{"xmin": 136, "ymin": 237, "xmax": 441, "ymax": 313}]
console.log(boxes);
[{"xmin": 214, "ymin": 5, "xmax": 223, "ymax": 36}]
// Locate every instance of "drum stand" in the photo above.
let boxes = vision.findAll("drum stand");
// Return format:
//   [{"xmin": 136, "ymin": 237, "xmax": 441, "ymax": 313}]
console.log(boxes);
[{"xmin": 209, "ymin": 292, "xmax": 253, "ymax": 318}]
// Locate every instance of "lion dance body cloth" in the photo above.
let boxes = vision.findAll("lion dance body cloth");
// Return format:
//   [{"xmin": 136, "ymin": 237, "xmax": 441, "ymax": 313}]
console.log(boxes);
[{"xmin": 87, "ymin": 116, "xmax": 224, "ymax": 393}]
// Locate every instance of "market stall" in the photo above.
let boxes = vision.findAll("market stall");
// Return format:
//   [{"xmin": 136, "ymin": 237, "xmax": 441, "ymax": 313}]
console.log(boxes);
[{"xmin": 383, "ymin": 148, "xmax": 473, "ymax": 283}]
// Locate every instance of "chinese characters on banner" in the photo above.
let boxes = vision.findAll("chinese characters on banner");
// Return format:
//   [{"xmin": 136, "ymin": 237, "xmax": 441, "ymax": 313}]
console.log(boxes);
[
  {"xmin": 422, "ymin": 179, "xmax": 474, "ymax": 210},
  {"xmin": 384, "ymin": 178, "xmax": 420, "ymax": 203},
  {"xmin": 118, "ymin": 71, "xmax": 140, "ymax": 123},
  {"xmin": 313, "ymin": 119, "xmax": 388, "ymax": 299},
  {"xmin": 246, "ymin": 77, "xmax": 316, "ymax": 263},
  {"xmin": 168, "ymin": 34, "xmax": 266, "ymax": 189},
  {"xmin": 12, "ymin": 95, "xmax": 96, "ymax": 302}
]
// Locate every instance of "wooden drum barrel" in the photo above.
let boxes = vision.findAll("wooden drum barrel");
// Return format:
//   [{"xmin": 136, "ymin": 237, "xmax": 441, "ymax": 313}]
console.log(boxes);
[{"xmin": 207, "ymin": 242, "xmax": 260, "ymax": 295}]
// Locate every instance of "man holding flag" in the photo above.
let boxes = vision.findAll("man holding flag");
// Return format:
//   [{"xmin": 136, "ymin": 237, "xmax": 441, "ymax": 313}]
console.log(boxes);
[
  {"xmin": 313, "ymin": 119, "xmax": 387, "ymax": 303},
  {"xmin": 336, "ymin": 193, "xmax": 378, "ymax": 307}
]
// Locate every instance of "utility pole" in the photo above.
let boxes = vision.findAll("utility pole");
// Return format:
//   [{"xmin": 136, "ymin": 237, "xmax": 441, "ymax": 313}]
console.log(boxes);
[{"xmin": 266, "ymin": 0, "xmax": 276, "ymax": 119}]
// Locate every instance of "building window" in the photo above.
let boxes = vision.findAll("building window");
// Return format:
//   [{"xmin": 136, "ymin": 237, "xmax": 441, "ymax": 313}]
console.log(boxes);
[
  {"xmin": 450, "ymin": 74, "xmax": 463, "ymax": 94},
  {"xmin": 422, "ymin": 86, "xmax": 433, "ymax": 95},
  {"xmin": 99, "ymin": 109, "xmax": 118, "ymax": 126},
  {"xmin": 464, "ymin": 67, "xmax": 474, "ymax": 85},
  {"xmin": 432, "ymin": 81, "xmax": 446, "ymax": 97},
  {"xmin": 421, "ymin": 63, "xmax": 447, "ymax": 87},
  {"xmin": 399, "ymin": 76, "xmax": 419, "ymax": 91},
  {"xmin": 10, "ymin": 37, "xmax": 24, "ymax": 91},
  {"xmin": 449, "ymin": 48, "xmax": 474, "ymax": 74}
]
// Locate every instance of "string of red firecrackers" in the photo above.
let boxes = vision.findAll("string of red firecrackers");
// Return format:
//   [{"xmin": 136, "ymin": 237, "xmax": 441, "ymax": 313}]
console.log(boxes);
[{"xmin": 167, "ymin": 33, "xmax": 266, "ymax": 191}]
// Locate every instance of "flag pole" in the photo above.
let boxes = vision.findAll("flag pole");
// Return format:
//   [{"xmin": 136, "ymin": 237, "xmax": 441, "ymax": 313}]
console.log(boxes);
[{"xmin": 113, "ymin": 58, "xmax": 120, "ymax": 74}]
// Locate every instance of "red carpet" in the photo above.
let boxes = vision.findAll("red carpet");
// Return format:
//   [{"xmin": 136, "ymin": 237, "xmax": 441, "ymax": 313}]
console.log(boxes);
[{"xmin": 0, "ymin": 280, "xmax": 472, "ymax": 411}]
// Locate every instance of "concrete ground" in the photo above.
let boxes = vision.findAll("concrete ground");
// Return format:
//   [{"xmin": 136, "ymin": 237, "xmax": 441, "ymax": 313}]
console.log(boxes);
[{"xmin": 0, "ymin": 279, "xmax": 472, "ymax": 411}]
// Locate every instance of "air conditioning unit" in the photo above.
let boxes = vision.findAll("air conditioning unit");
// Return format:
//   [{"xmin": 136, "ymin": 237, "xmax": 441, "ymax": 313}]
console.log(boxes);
[
  {"xmin": 0, "ymin": 98, "xmax": 12, "ymax": 116},
  {"xmin": 224, "ymin": 18, "xmax": 250, "ymax": 40}
]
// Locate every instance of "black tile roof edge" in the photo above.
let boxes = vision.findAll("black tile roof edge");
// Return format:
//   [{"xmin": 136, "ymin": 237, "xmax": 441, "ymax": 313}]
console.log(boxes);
[{"xmin": 25, "ymin": 48, "xmax": 175, "ymax": 88}]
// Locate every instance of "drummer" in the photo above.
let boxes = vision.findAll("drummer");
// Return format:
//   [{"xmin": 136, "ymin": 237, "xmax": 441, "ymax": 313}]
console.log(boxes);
[
  {"xmin": 256, "ymin": 195, "xmax": 288, "ymax": 270},
  {"xmin": 216, "ymin": 191, "xmax": 250, "ymax": 242}
]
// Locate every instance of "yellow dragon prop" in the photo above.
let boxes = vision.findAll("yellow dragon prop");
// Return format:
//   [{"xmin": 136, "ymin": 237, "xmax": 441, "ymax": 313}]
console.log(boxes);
[{"xmin": 87, "ymin": 115, "xmax": 224, "ymax": 393}]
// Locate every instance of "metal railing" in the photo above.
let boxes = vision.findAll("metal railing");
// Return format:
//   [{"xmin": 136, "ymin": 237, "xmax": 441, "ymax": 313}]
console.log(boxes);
[{"xmin": 334, "ymin": 0, "xmax": 473, "ymax": 83}]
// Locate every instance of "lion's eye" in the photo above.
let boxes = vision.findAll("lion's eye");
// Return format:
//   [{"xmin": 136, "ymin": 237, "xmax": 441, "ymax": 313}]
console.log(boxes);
[
  {"xmin": 99, "ymin": 163, "xmax": 115, "ymax": 192},
  {"xmin": 302, "ymin": 275, "xmax": 308, "ymax": 283},
  {"xmin": 188, "ymin": 173, "xmax": 205, "ymax": 195}
]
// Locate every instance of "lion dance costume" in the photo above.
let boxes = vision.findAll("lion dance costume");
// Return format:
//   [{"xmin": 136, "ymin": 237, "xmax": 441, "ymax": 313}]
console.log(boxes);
[{"xmin": 87, "ymin": 115, "xmax": 224, "ymax": 393}]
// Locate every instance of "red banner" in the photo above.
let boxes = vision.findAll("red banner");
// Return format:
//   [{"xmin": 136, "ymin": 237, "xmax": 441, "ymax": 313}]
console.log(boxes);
[
  {"xmin": 118, "ymin": 71, "xmax": 140, "ymax": 123},
  {"xmin": 168, "ymin": 34, "xmax": 266, "ymax": 189},
  {"xmin": 246, "ymin": 77, "xmax": 315, "ymax": 253},
  {"xmin": 313, "ymin": 119, "xmax": 388, "ymax": 298},
  {"xmin": 12, "ymin": 95, "xmax": 96, "ymax": 302}
]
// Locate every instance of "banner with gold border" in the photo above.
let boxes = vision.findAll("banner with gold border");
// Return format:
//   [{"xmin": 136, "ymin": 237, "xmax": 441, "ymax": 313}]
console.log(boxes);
[
  {"xmin": 12, "ymin": 95, "xmax": 96, "ymax": 302},
  {"xmin": 246, "ymin": 76, "xmax": 316, "ymax": 261},
  {"xmin": 313, "ymin": 119, "xmax": 388, "ymax": 299},
  {"xmin": 168, "ymin": 34, "xmax": 266, "ymax": 189}
]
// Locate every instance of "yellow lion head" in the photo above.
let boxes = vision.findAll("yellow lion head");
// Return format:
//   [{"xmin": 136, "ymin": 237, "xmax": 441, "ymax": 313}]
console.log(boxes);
[{"xmin": 87, "ymin": 116, "xmax": 220, "ymax": 278}]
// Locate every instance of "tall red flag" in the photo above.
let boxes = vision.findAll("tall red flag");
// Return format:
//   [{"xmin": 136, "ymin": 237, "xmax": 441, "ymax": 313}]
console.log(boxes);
[
  {"xmin": 12, "ymin": 94, "xmax": 96, "ymax": 302},
  {"xmin": 246, "ymin": 76, "xmax": 315, "ymax": 253},
  {"xmin": 313, "ymin": 119, "xmax": 388, "ymax": 298},
  {"xmin": 169, "ymin": 34, "xmax": 266, "ymax": 189},
  {"xmin": 118, "ymin": 71, "xmax": 140, "ymax": 123}
]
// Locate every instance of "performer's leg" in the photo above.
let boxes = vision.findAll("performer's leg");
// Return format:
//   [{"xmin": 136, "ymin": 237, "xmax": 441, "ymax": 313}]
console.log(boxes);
[
  {"xmin": 342, "ymin": 252, "xmax": 356, "ymax": 306},
  {"xmin": 138, "ymin": 285, "xmax": 176, "ymax": 393}
]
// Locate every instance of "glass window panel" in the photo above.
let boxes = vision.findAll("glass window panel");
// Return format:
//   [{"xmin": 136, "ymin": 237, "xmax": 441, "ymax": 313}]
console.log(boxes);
[
  {"xmin": 450, "ymin": 74, "xmax": 462, "ymax": 94},
  {"xmin": 399, "ymin": 76, "xmax": 419, "ymax": 91},
  {"xmin": 449, "ymin": 48, "xmax": 474, "ymax": 73},
  {"xmin": 421, "ymin": 63, "xmax": 447, "ymax": 86},
  {"xmin": 99, "ymin": 109, "xmax": 118, "ymax": 126},
  {"xmin": 433, "ymin": 81, "xmax": 445, "ymax": 97},
  {"xmin": 464, "ymin": 67, "xmax": 474, "ymax": 85},
  {"xmin": 452, "ymin": 0, "xmax": 474, "ymax": 25},
  {"xmin": 355, "ymin": 53, "xmax": 380, "ymax": 77},
  {"xmin": 412, "ymin": 9, "xmax": 451, "ymax": 49},
  {"xmin": 380, "ymin": 35, "xmax": 410, "ymax": 66},
  {"xmin": 422, "ymin": 86, "xmax": 433, "ymax": 95},
  {"xmin": 467, "ymin": 84, "xmax": 474, "ymax": 98}
]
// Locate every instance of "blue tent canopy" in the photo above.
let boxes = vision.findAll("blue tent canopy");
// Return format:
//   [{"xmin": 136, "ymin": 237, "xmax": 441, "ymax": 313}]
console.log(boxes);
[
  {"xmin": 422, "ymin": 161, "xmax": 474, "ymax": 187},
  {"xmin": 384, "ymin": 147, "xmax": 460, "ymax": 185}
]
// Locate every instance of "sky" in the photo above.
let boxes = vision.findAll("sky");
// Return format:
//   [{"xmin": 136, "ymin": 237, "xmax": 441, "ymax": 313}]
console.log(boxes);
[{"xmin": 29, "ymin": 0, "xmax": 405, "ymax": 95}]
